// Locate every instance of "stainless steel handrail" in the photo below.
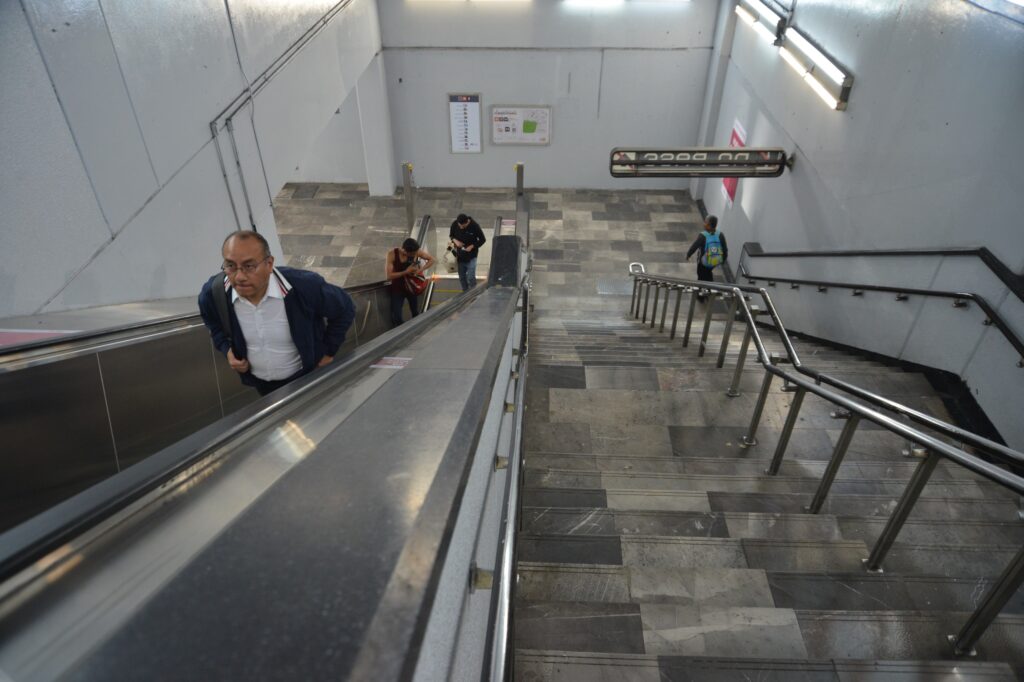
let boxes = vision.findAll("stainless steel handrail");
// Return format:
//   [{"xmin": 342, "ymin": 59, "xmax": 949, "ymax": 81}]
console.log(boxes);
[
  {"xmin": 629, "ymin": 271, "xmax": 1024, "ymax": 471},
  {"xmin": 736, "ymin": 257, "xmax": 1024, "ymax": 367},
  {"xmin": 628, "ymin": 267, "xmax": 1024, "ymax": 656}
]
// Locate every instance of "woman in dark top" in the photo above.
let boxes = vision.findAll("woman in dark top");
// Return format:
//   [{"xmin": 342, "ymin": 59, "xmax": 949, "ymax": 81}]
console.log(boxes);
[{"xmin": 385, "ymin": 238, "xmax": 436, "ymax": 327}]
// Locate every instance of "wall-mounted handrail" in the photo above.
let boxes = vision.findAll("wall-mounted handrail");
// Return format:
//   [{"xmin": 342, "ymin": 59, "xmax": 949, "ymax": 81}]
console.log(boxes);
[
  {"xmin": 628, "ymin": 267, "xmax": 1024, "ymax": 655},
  {"xmin": 737, "ymin": 244, "xmax": 1024, "ymax": 366},
  {"xmin": 628, "ymin": 272, "xmax": 1023, "ymax": 470},
  {"xmin": 741, "ymin": 242, "xmax": 1024, "ymax": 303}
]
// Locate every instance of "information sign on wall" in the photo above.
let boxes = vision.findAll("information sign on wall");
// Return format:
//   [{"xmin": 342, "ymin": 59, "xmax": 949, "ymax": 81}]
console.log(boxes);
[
  {"xmin": 449, "ymin": 94, "xmax": 482, "ymax": 154},
  {"xmin": 722, "ymin": 120, "xmax": 747, "ymax": 204},
  {"xmin": 491, "ymin": 106, "xmax": 551, "ymax": 146}
]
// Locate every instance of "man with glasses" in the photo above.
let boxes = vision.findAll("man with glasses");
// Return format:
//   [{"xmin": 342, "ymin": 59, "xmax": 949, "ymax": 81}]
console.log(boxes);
[{"xmin": 198, "ymin": 231, "xmax": 355, "ymax": 396}]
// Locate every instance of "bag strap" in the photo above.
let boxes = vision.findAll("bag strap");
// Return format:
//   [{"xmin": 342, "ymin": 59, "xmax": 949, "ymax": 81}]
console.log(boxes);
[{"xmin": 211, "ymin": 273, "xmax": 232, "ymax": 345}]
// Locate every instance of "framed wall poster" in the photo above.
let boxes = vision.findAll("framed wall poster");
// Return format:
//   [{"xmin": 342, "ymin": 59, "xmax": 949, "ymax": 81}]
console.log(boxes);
[
  {"xmin": 448, "ymin": 94, "xmax": 482, "ymax": 154},
  {"xmin": 491, "ymin": 106, "xmax": 551, "ymax": 146}
]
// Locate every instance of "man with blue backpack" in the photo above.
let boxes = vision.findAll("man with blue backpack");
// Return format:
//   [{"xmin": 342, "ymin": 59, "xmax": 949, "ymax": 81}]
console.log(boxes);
[{"xmin": 685, "ymin": 215, "xmax": 728, "ymax": 302}]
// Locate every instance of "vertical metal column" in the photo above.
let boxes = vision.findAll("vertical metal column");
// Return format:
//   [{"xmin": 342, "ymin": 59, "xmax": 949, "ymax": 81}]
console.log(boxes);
[
  {"xmin": 515, "ymin": 163, "xmax": 524, "ymax": 196},
  {"xmin": 635, "ymin": 280, "xmax": 645, "ymax": 320},
  {"xmin": 641, "ymin": 282, "xmax": 652, "ymax": 323},
  {"xmin": 806, "ymin": 415, "xmax": 861, "ymax": 513},
  {"xmin": 716, "ymin": 295, "xmax": 739, "ymax": 368},
  {"xmin": 741, "ymin": 370, "xmax": 774, "ymax": 447},
  {"xmin": 766, "ymin": 387, "xmax": 806, "ymax": 475},
  {"xmin": 726, "ymin": 326, "xmax": 752, "ymax": 397},
  {"xmin": 659, "ymin": 286, "xmax": 671, "ymax": 331},
  {"xmin": 669, "ymin": 288, "xmax": 684, "ymax": 340},
  {"xmin": 697, "ymin": 294, "xmax": 716, "ymax": 357},
  {"xmin": 630, "ymin": 278, "xmax": 640, "ymax": 317},
  {"xmin": 682, "ymin": 291, "xmax": 698, "ymax": 347},
  {"xmin": 650, "ymin": 285, "xmax": 661, "ymax": 328},
  {"xmin": 949, "ymin": 545, "xmax": 1024, "ymax": 656},
  {"xmin": 864, "ymin": 450, "xmax": 941, "ymax": 572},
  {"xmin": 402, "ymin": 162, "xmax": 415, "ymax": 233}
]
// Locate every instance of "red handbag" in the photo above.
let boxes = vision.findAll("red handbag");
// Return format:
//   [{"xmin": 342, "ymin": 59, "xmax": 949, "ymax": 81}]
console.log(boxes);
[{"xmin": 403, "ymin": 258, "xmax": 430, "ymax": 296}]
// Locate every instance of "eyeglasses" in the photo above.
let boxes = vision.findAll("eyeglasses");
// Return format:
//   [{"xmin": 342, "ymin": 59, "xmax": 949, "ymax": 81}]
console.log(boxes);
[{"xmin": 222, "ymin": 257, "xmax": 269, "ymax": 275}]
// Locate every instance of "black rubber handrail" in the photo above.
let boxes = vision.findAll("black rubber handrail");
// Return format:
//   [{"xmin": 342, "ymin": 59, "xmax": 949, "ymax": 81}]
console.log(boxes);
[
  {"xmin": 631, "ymin": 271, "xmax": 1024, "ymax": 470},
  {"xmin": 737, "ymin": 248, "xmax": 1024, "ymax": 366}
]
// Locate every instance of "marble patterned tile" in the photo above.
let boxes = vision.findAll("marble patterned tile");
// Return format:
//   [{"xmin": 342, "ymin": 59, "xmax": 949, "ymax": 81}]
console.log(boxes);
[
  {"xmin": 516, "ymin": 601, "xmax": 646, "ymax": 654},
  {"xmin": 640, "ymin": 604, "xmax": 808, "ymax": 658},
  {"xmin": 724, "ymin": 512, "xmax": 843, "ymax": 541},
  {"xmin": 741, "ymin": 539, "xmax": 870, "ymax": 573},
  {"xmin": 621, "ymin": 537, "xmax": 748, "ymax": 569},
  {"xmin": 517, "ymin": 564, "xmax": 631, "ymax": 603},
  {"xmin": 605, "ymin": 490, "xmax": 710, "ymax": 513},
  {"xmin": 550, "ymin": 388, "xmax": 669, "ymax": 426},
  {"xmin": 589, "ymin": 424, "xmax": 673, "ymax": 456},
  {"xmin": 515, "ymin": 651, "xmax": 663, "ymax": 682},
  {"xmin": 657, "ymin": 657, "xmax": 839, "ymax": 681},
  {"xmin": 628, "ymin": 568, "xmax": 774, "ymax": 607},
  {"xmin": 519, "ymin": 534, "xmax": 623, "ymax": 565},
  {"xmin": 524, "ymin": 422, "xmax": 592, "ymax": 453}
]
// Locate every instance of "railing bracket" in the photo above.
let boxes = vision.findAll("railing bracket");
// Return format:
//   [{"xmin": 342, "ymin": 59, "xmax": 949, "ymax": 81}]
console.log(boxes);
[
  {"xmin": 895, "ymin": 293, "xmax": 909, "ymax": 301},
  {"xmin": 504, "ymin": 402, "xmax": 515, "ymax": 413},
  {"xmin": 982, "ymin": 318, "xmax": 993, "ymax": 326},
  {"xmin": 817, "ymin": 285, "xmax": 828, "ymax": 293},
  {"xmin": 953, "ymin": 299, "xmax": 968, "ymax": 308},
  {"xmin": 947, "ymin": 635, "xmax": 978, "ymax": 658},
  {"xmin": 469, "ymin": 562, "xmax": 494, "ymax": 592},
  {"xmin": 852, "ymin": 289, "xmax": 864, "ymax": 296},
  {"xmin": 495, "ymin": 456, "xmax": 509, "ymax": 470},
  {"xmin": 790, "ymin": 283, "xmax": 800, "ymax": 290},
  {"xmin": 830, "ymin": 409, "xmax": 853, "ymax": 420}
]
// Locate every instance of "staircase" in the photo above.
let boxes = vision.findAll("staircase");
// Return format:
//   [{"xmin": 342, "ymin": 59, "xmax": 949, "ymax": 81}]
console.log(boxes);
[{"xmin": 515, "ymin": 292, "xmax": 1024, "ymax": 679}]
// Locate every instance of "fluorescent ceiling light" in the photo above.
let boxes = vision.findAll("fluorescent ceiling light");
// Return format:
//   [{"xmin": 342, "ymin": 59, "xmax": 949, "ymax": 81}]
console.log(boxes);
[
  {"xmin": 803, "ymin": 72, "xmax": 840, "ymax": 109},
  {"xmin": 734, "ymin": 5, "xmax": 756, "ymax": 24},
  {"xmin": 752, "ymin": 21, "xmax": 777, "ymax": 43},
  {"xmin": 786, "ymin": 28, "xmax": 846, "ymax": 86},
  {"xmin": 745, "ymin": 0, "xmax": 782, "ymax": 25},
  {"xmin": 778, "ymin": 46, "xmax": 807, "ymax": 76}
]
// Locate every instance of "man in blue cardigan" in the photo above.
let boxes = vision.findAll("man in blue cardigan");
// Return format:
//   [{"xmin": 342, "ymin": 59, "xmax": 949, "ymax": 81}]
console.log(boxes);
[{"xmin": 198, "ymin": 231, "xmax": 355, "ymax": 396}]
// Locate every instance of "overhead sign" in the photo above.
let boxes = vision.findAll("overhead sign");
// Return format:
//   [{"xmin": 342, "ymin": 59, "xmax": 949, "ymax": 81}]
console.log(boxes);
[{"xmin": 610, "ymin": 147, "xmax": 789, "ymax": 178}]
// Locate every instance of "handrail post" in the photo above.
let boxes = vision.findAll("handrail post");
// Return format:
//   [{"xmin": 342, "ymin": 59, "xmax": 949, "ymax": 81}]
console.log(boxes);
[
  {"xmin": 766, "ymin": 386, "xmax": 806, "ymax": 475},
  {"xmin": 697, "ymin": 293, "xmax": 716, "ymax": 357},
  {"xmin": 641, "ymin": 281, "xmax": 652, "ymax": 322},
  {"xmin": 402, "ymin": 162, "xmax": 415, "ymax": 233},
  {"xmin": 650, "ymin": 284, "xmax": 662, "ymax": 328},
  {"xmin": 716, "ymin": 294, "xmax": 739, "ymax": 368},
  {"xmin": 682, "ymin": 289, "xmax": 698, "ymax": 347},
  {"xmin": 635, "ymin": 280, "xmax": 646, "ymax": 320},
  {"xmin": 669, "ymin": 287, "xmax": 684, "ymax": 339},
  {"xmin": 630, "ymin": 277, "xmax": 640, "ymax": 317},
  {"xmin": 949, "ymin": 545, "xmax": 1024, "ymax": 656},
  {"xmin": 806, "ymin": 415, "xmax": 861, "ymax": 513},
  {"xmin": 727, "ymin": 325, "xmax": 752, "ymax": 397},
  {"xmin": 515, "ymin": 163, "xmax": 525, "ymax": 196},
  {"xmin": 864, "ymin": 450, "xmax": 941, "ymax": 572},
  {"xmin": 741, "ymin": 369, "xmax": 774, "ymax": 447},
  {"xmin": 659, "ymin": 285, "xmax": 671, "ymax": 331}
]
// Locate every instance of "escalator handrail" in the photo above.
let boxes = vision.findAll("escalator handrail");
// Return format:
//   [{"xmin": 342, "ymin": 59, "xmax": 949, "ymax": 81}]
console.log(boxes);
[
  {"xmin": 631, "ymin": 270, "xmax": 1024, "ymax": 472},
  {"xmin": 0, "ymin": 270, "xmax": 488, "ymax": 583}
]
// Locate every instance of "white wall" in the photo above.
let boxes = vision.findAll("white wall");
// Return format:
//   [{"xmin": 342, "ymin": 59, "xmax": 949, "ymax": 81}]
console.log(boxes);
[
  {"xmin": 377, "ymin": 0, "xmax": 720, "ymax": 188},
  {"xmin": 698, "ymin": 0, "xmax": 1024, "ymax": 447},
  {"xmin": 291, "ymin": 89, "xmax": 369, "ymax": 184},
  {"xmin": 1, "ymin": 0, "xmax": 383, "ymax": 317}
]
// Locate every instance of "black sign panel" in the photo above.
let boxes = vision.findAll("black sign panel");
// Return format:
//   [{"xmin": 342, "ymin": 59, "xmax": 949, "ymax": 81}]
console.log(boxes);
[{"xmin": 610, "ymin": 147, "xmax": 789, "ymax": 178}]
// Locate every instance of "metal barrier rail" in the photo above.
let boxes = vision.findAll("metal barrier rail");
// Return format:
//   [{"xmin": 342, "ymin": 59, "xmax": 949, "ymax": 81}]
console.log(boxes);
[{"xmin": 628, "ymin": 263, "xmax": 1024, "ymax": 656}]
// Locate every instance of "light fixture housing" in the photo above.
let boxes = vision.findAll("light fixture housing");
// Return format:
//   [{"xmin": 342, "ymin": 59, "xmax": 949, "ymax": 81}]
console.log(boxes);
[
  {"xmin": 735, "ymin": 0, "xmax": 784, "ymax": 44},
  {"xmin": 780, "ymin": 28, "xmax": 853, "ymax": 110}
]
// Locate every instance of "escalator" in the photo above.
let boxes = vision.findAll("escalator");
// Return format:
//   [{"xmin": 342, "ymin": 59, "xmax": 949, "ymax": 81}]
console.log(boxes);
[
  {"xmin": 0, "ymin": 216, "xmax": 446, "ymax": 533},
  {"xmin": 0, "ymin": 225, "xmax": 530, "ymax": 681}
]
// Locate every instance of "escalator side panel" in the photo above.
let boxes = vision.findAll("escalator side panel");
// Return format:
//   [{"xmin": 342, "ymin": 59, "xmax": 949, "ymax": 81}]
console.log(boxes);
[
  {"xmin": 100, "ymin": 327, "xmax": 225, "ymax": 469},
  {"xmin": 0, "ymin": 356, "xmax": 118, "ymax": 531}
]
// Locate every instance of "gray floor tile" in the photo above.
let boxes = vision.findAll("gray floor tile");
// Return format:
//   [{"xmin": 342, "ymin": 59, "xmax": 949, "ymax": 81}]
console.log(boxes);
[
  {"xmin": 515, "ymin": 651, "xmax": 663, "ymax": 682},
  {"xmin": 519, "ymin": 534, "xmax": 623, "ymax": 565},
  {"xmin": 640, "ymin": 604, "xmax": 808, "ymax": 658},
  {"xmin": 517, "ymin": 601, "xmax": 646, "ymax": 654},
  {"xmin": 621, "ymin": 537, "xmax": 748, "ymax": 569}
]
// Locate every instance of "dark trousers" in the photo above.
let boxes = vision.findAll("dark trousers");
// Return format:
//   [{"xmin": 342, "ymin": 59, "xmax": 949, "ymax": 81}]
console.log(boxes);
[
  {"xmin": 390, "ymin": 290, "xmax": 420, "ymax": 327},
  {"xmin": 696, "ymin": 262, "xmax": 715, "ymax": 282},
  {"xmin": 251, "ymin": 369, "xmax": 306, "ymax": 397}
]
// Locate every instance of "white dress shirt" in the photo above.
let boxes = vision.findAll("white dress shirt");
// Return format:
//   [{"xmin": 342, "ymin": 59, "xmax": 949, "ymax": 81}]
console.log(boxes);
[{"xmin": 232, "ymin": 271, "xmax": 303, "ymax": 380}]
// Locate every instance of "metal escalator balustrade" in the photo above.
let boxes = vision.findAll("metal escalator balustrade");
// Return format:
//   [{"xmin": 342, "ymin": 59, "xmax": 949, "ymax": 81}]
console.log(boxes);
[{"xmin": 629, "ymin": 263, "xmax": 1024, "ymax": 657}]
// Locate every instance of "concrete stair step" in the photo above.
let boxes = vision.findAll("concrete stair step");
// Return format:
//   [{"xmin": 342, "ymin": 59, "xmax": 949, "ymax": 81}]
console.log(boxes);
[
  {"xmin": 525, "ymin": 469, "xmax": 1012, "ymax": 500},
  {"xmin": 515, "ymin": 650, "xmax": 1019, "ymax": 681},
  {"xmin": 795, "ymin": 610, "xmax": 1024, "ymax": 662},
  {"xmin": 768, "ymin": 572, "xmax": 1024, "ymax": 615},
  {"xmin": 525, "ymin": 452, "xmax": 987, "ymax": 483},
  {"xmin": 520, "ymin": 507, "xmax": 1024, "ymax": 545},
  {"xmin": 522, "ymin": 486, "xmax": 1021, "ymax": 522}
]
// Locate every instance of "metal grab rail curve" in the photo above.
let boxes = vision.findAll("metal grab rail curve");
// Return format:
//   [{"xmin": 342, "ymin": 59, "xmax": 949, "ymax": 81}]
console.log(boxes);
[
  {"xmin": 735, "ymin": 246, "xmax": 1024, "ymax": 367},
  {"xmin": 628, "ymin": 263, "xmax": 1024, "ymax": 657}
]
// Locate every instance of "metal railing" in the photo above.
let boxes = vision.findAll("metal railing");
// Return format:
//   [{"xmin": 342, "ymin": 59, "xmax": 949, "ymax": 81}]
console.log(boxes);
[
  {"xmin": 629, "ymin": 263, "xmax": 1024, "ymax": 656},
  {"xmin": 736, "ymin": 244, "xmax": 1024, "ymax": 368}
]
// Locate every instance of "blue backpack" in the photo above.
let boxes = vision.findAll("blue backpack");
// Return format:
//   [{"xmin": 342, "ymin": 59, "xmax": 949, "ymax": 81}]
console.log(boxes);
[{"xmin": 701, "ymin": 231, "xmax": 724, "ymax": 268}]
